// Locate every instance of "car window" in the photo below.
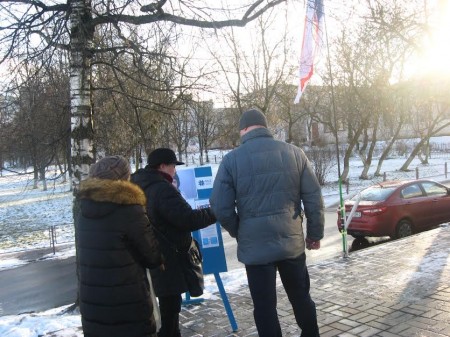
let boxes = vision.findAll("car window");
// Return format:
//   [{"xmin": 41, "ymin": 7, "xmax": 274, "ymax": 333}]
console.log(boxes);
[
  {"xmin": 421, "ymin": 182, "xmax": 448, "ymax": 196},
  {"xmin": 401, "ymin": 184, "xmax": 423, "ymax": 199},
  {"xmin": 354, "ymin": 186, "xmax": 396, "ymax": 201}
]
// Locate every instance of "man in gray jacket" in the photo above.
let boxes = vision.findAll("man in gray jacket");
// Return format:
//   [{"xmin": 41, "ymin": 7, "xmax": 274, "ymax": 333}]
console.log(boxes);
[{"xmin": 210, "ymin": 108, "xmax": 324, "ymax": 337}]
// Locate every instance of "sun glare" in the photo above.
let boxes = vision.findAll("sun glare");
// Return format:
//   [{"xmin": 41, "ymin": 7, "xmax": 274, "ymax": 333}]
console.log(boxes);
[{"xmin": 415, "ymin": 0, "xmax": 450, "ymax": 78}]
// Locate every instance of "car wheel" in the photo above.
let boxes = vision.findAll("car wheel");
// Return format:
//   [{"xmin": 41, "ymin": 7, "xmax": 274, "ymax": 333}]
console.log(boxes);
[{"xmin": 396, "ymin": 220, "xmax": 413, "ymax": 239}]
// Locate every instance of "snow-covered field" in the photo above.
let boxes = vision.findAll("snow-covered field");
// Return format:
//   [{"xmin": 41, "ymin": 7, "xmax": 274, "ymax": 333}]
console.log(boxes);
[
  {"xmin": 0, "ymin": 173, "xmax": 74, "ymax": 254},
  {"xmin": 2, "ymin": 144, "xmax": 450, "ymax": 255},
  {"xmin": 1, "ymin": 142, "xmax": 450, "ymax": 336}
]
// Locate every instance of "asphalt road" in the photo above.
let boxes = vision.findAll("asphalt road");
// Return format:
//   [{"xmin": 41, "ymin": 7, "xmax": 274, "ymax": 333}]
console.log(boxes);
[
  {"xmin": 0, "ymin": 256, "xmax": 77, "ymax": 316},
  {"xmin": 0, "ymin": 209, "xmax": 357, "ymax": 316}
]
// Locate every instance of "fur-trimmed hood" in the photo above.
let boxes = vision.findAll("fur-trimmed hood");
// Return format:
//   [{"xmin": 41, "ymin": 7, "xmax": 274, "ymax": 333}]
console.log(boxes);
[{"xmin": 78, "ymin": 178, "xmax": 146, "ymax": 206}]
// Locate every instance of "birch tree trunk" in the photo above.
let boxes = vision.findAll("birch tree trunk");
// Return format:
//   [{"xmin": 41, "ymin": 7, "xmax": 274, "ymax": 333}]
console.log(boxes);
[
  {"xmin": 69, "ymin": 0, "xmax": 95, "ymax": 188},
  {"xmin": 70, "ymin": 1, "xmax": 95, "ymax": 309}
]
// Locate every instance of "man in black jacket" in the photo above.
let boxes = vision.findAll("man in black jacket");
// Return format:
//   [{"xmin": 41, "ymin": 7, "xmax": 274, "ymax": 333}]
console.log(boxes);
[{"xmin": 132, "ymin": 148, "xmax": 216, "ymax": 337}]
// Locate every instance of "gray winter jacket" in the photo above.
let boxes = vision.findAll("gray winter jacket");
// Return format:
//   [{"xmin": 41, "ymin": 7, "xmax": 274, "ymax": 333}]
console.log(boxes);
[{"xmin": 210, "ymin": 127, "xmax": 324, "ymax": 265}]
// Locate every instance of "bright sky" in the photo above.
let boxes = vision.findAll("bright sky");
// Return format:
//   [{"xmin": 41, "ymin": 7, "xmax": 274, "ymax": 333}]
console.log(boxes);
[
  {"xmin": 320, "ymin": 0, "xmax": 450, "ymax": 83},
  {"xmin": 414, "ymin": 0, "xmax": 450, "ymax": 78},
  {"xmin": 2, "ymin": 1, "xmax": 447, "ymax": 97}
]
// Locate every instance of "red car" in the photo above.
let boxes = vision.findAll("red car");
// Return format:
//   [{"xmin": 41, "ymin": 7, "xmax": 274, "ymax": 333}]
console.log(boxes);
[{"xmin": 337, "ymin": 179, "xmax": 450, "ymax": 239}]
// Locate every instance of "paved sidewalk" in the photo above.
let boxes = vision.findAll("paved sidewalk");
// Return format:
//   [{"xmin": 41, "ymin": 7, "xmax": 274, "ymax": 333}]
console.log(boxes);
[
  {"xmin": 28, "ymin": 225, "xmax": 450, "ymax": 336},
  {"xmin": 179, "ymin": 225, "xmax": 450, "ymax": 337}
]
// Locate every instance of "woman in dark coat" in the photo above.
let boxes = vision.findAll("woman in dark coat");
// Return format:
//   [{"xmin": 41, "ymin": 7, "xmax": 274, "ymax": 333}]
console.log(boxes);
[
  {"xmin": 76, "ymin": 155, "xmax": 164, "ymax": 337},
  {"xmin": 132, "ymin": 148, "xmax": 216, "ymax": 337}
]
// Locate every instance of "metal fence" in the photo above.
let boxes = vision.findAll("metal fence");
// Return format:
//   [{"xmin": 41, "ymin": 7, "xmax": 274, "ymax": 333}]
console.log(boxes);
[
  {"xmin": 0, "ymin": 224, "xmax": 75, "ymax": 255},
  {"xmin": 183, "ymin": 153, "xmax": 225, "ymax": 166},
  {"xmin": 331, "ymin": 162, "xmax": 449, "ymax": 198},
  {"xmin": 184, "ymin": 143, "xmax": 450, "ymax": 168}
]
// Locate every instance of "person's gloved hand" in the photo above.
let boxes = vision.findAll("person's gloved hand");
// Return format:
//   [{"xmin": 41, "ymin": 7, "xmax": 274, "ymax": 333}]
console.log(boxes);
[{"xmin": 305, "ymin": 237, "xmax": 320, "ymax": 250}]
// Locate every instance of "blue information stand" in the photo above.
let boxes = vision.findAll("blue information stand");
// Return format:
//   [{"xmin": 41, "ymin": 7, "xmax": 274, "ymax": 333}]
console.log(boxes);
[{"xmin": 176, "ymin": 166, "xmax": 238, "ymax": 332}]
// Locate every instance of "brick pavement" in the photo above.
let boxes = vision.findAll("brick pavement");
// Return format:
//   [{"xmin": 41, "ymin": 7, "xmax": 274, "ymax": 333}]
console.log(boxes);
[
  {"xmin": 30, "ymin": 225, "xmax": 450, "ymax": 336},
  {"xmin": 179, "ymin": 225, "xmax": 450, "ymax": 337}
]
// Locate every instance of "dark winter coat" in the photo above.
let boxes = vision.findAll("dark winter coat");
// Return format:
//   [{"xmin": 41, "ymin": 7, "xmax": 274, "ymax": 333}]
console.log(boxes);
[
  {"xmin": 132, "ymin": 168, "xmax": 216, "ymax": 297},
  {"xmin": 210, "ymin": 127, "xmax": 325, "ymax": 265},
  {"xmin": 76, "ymin": 178, "xmax": 163, "ymax": 337}
]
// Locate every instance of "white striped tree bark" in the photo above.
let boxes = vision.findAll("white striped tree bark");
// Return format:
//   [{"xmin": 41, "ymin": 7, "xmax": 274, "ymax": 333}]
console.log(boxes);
[{"xmin": 69, "ymin": 0, "xmax": 95, "ymax": 187}]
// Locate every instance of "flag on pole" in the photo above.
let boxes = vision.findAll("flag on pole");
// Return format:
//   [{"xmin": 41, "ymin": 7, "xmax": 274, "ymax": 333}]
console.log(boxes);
[{"xmin": 294, "ymin": 0, "xmax": 324, "ymax": 104}]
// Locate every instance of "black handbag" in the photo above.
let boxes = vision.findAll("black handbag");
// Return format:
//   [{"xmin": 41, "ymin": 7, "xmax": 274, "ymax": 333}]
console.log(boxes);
[
  {"xmin": 152, "ymin": 225, "xmax": 204, "ymax": 297},
  {"xmin": 180, "ymin": 238, "xmax": 204, "ymax": 297}
]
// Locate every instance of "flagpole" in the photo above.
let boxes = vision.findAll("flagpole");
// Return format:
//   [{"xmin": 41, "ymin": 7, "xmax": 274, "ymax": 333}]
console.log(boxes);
[
  {"xmin": 292, "ymin": 0, "xmax": 348, "ymax": 255},
  {"xmin": 323, "ymin": 9, "xmax": 348, "ymax": 258}
]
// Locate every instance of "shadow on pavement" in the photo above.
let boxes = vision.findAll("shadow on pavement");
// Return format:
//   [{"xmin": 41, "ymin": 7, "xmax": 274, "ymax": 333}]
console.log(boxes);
[
  {"xmin": 349, "ymin": 236, "xmax": 391, "ymax": 252},
  {"xmin": 349, "ymin": 224, "xmax": 444, "ymax": 252}
]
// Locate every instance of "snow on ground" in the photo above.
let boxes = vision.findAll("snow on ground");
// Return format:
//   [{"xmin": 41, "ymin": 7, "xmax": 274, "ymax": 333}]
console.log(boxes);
[
  {"xmin": 0, "ymin": 269, "xmax": 252, "ymax": 337},
  {"xmin": 1, "ymin": 141, "xmax": 450, "ymax": 336},
  {"xmin": 0, "ymin": 305, "xmax": 82, "ymax": 337},
  {"xmin": 0, "ymin": 258, "xmax": 27, "ymax": 271}
]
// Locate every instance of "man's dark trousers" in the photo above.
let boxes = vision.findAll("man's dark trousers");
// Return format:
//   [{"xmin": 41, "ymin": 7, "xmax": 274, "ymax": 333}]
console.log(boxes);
[{"xmin": 245, "ymin": 253, "xmax": 320, "ymax": 337}]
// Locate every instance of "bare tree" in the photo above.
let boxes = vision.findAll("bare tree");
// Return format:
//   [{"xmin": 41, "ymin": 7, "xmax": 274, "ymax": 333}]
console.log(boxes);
[
  {"xmin": 326, "ymin": 32, "xmax": 373, "ymax": 183},
  {"xmin": 400, "ymin": 78, "xmax": 450, "ymax": 171},
  {"xmin": 0, "ymin": 0, "xmax": 286, "ymax": 185},
  {"xmin": 91, "ymin": 27, "xmax": 180, "ymax": 158},
  {"xmin": 212, "ymin": 105, "xmax": 241, "ymax": 149},
  {"xmin": 168, "ymin": 97, "xmax": 194, "ymax": 162},
  {"xmin": 0, "ymin": 92, "xmax": 17, "ymax": 173},
  {"xmin": 373, "ymin": 82, "xmax": 410, "ymax": 176},
  {"xmin": 305, "ymin": 145, "xmax": 336, "ymax": 186},
  {"xmin": 362, "ymin": 0, "xmax": 428, "ymax": 176},
  {"xmin": 272, "ymin": 83, "xmax": 311, "ymax": 145},
  {"xmin": 6, "ymin": 61, "xmax": 69, "ymax": 190},
  {"xmin": 209, "ymin": 8, "xmax": 293, "ymax": 129},
  {"xmin": 318, "ymin": 0, "xmax": 427, "ymax": 182},
  {"xmin": 189, "ymin": 99, "xmax": 222, "ymax": 164}
]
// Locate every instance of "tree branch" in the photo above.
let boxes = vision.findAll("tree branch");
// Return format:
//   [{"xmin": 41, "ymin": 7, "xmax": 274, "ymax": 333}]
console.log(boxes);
[{"xmin": 93, "ymin": 0, "xmax": 286, "ymax": 28}]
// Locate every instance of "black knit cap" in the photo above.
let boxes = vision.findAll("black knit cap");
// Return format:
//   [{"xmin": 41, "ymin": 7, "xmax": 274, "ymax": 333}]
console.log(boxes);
[
  {"xmin": 147, "ymin": 148, "xmax": 184, "ymax": 167},
  {"xmin": 89, "ymin": 155, "xmax": 131, "ymax": 180},
  {"xmin": 239, "ymin": 108, "xmax": 268, "ymax": 130}
]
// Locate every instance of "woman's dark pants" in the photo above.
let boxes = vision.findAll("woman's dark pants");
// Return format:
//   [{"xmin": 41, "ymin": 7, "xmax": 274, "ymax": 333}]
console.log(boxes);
[{"xmin": 157, "ymin": 294, "xmax": 182, "ymax": 337}]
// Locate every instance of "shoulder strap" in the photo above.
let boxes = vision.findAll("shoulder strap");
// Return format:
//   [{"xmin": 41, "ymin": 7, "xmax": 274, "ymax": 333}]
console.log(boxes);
[{"xmin": 151, "ymin": 223, "xmax": 181, "ymax": 252}]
